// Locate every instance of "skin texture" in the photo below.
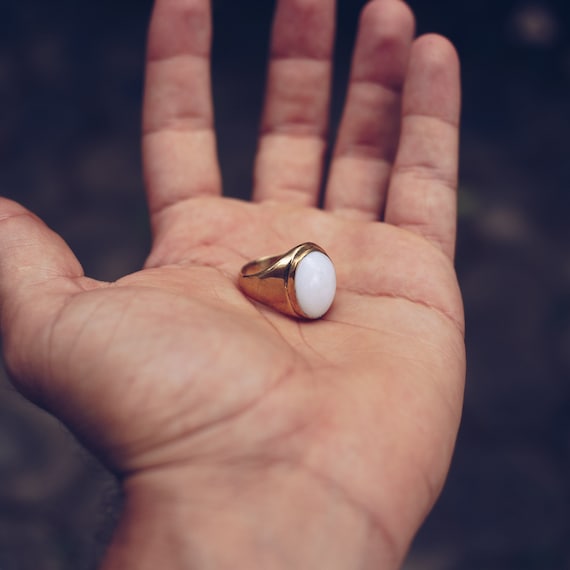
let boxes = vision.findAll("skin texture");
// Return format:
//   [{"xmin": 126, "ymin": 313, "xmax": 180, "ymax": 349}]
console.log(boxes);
[{"xmin": 0, "ymin": 0, "xmax": 464, "ymax": 568}]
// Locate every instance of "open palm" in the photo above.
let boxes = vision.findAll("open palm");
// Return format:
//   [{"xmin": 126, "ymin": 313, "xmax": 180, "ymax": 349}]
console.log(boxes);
[{"xmin": 0, "ymin": 0, "xmax": 464, "ymax": 567}]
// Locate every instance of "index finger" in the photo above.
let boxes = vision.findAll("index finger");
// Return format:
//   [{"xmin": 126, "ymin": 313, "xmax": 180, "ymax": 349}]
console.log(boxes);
[{"xmin": 143, "ymin": 0, "xmax": 222, "ymax": 234}]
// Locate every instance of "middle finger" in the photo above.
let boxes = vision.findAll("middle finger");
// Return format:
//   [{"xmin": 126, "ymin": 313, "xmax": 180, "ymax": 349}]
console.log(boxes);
[{"xmin": 253, "ymin": 0, "xmax": 336, "ymax": 207}]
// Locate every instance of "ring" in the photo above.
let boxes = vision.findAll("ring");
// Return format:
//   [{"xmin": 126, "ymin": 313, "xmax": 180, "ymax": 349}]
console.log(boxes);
[{"xmin": 238, "ymin": 242, "xmax": 336, "ymax": 319}]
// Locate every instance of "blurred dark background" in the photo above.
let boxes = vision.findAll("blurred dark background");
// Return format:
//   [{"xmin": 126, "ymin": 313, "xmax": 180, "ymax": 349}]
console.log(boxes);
[{"xmin": 0, "ymin": 0, "xmax": 569, "ymax": 568}]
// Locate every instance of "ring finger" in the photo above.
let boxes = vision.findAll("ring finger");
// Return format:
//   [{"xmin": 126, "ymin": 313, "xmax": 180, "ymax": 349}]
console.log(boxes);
[{"xmin": 325, "ymin": 0, "xmax": 415, "ymax": 220}]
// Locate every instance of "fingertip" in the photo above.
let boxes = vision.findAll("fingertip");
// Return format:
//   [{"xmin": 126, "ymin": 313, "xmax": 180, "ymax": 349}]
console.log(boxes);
[
  {"xmin": 411, "ymin": 33, "xmax": 460, "ymax": 76},
  {"xmin": 0, "ymin": 197, "xmax": 38, "ymax": 221},
  {"xmin": 404, "ymin": 33, "xmax": 461, "ymax": 125},
  {"xmin": 354, "ymin": 0, "xmax": 416, "ymax": 87},
  {"xmin": 360, "ymin": 0, "xmax": 416, "ymax": 39}
]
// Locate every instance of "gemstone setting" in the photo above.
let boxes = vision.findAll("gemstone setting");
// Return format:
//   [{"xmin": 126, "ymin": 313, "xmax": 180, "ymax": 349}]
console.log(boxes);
[{"xmin": 293, "ymin": 251, "xmax": 336, "ymax": 319}]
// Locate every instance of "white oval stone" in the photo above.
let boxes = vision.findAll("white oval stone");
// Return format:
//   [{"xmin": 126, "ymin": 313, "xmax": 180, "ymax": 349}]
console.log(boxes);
[{"xmin": 294, "ymin": 251, "xmax": 336, "ymax": 319}]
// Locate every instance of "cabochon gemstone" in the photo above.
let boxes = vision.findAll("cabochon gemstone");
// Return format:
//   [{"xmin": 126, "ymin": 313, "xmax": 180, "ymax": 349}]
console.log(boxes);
[{"xmin": 294, "ymin": 251, "xmax": 336, "ymax": 319}]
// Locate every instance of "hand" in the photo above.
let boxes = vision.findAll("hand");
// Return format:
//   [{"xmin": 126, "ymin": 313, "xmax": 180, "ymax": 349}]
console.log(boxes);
[{"xmin": 0, "ymin": 0, "xmax": 464, "ymax": 568}]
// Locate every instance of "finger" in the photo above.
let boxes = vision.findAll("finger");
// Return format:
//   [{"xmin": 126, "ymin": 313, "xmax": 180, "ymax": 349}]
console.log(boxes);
[
  {"xmin": 253, "ymin": 0, "xmax": 335, "ymax": 206},
  {"xmin": 0, "ymin": 199, "xmax": 87, "ymax": 394},
  {"xmin": 325, "ymin": 0, "xmax": 415, "ymax": 220},
  {"xmin": 143, "ymin": 0, "xmax": 222, "ymax": 230},
  {"xmin": 384, "ymin": 35, "xmax": 461, "ymax": 260}
]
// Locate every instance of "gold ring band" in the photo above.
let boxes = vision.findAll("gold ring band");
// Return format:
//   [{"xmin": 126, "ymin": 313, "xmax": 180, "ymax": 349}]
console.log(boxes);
[{"xmin": 238, "ymin": 242, "xmax": 336, "ymax": 319}]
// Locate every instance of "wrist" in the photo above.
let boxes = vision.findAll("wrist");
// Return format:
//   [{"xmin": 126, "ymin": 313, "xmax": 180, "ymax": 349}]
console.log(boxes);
[{"xmin": 101, "ymin": 463, "xmax": 400, "ymax": 570}]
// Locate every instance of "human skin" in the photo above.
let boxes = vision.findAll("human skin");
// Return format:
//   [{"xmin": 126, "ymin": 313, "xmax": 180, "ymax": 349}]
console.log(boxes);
[{"xmin": 0, "ymin": 0, "xmax": 464, "ymax": 568}]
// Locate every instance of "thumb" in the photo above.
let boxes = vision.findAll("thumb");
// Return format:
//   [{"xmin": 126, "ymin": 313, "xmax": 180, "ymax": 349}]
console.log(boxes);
[{"xmin": 0, "ymin": 198, "xmax": 86, "ymax": 395}]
